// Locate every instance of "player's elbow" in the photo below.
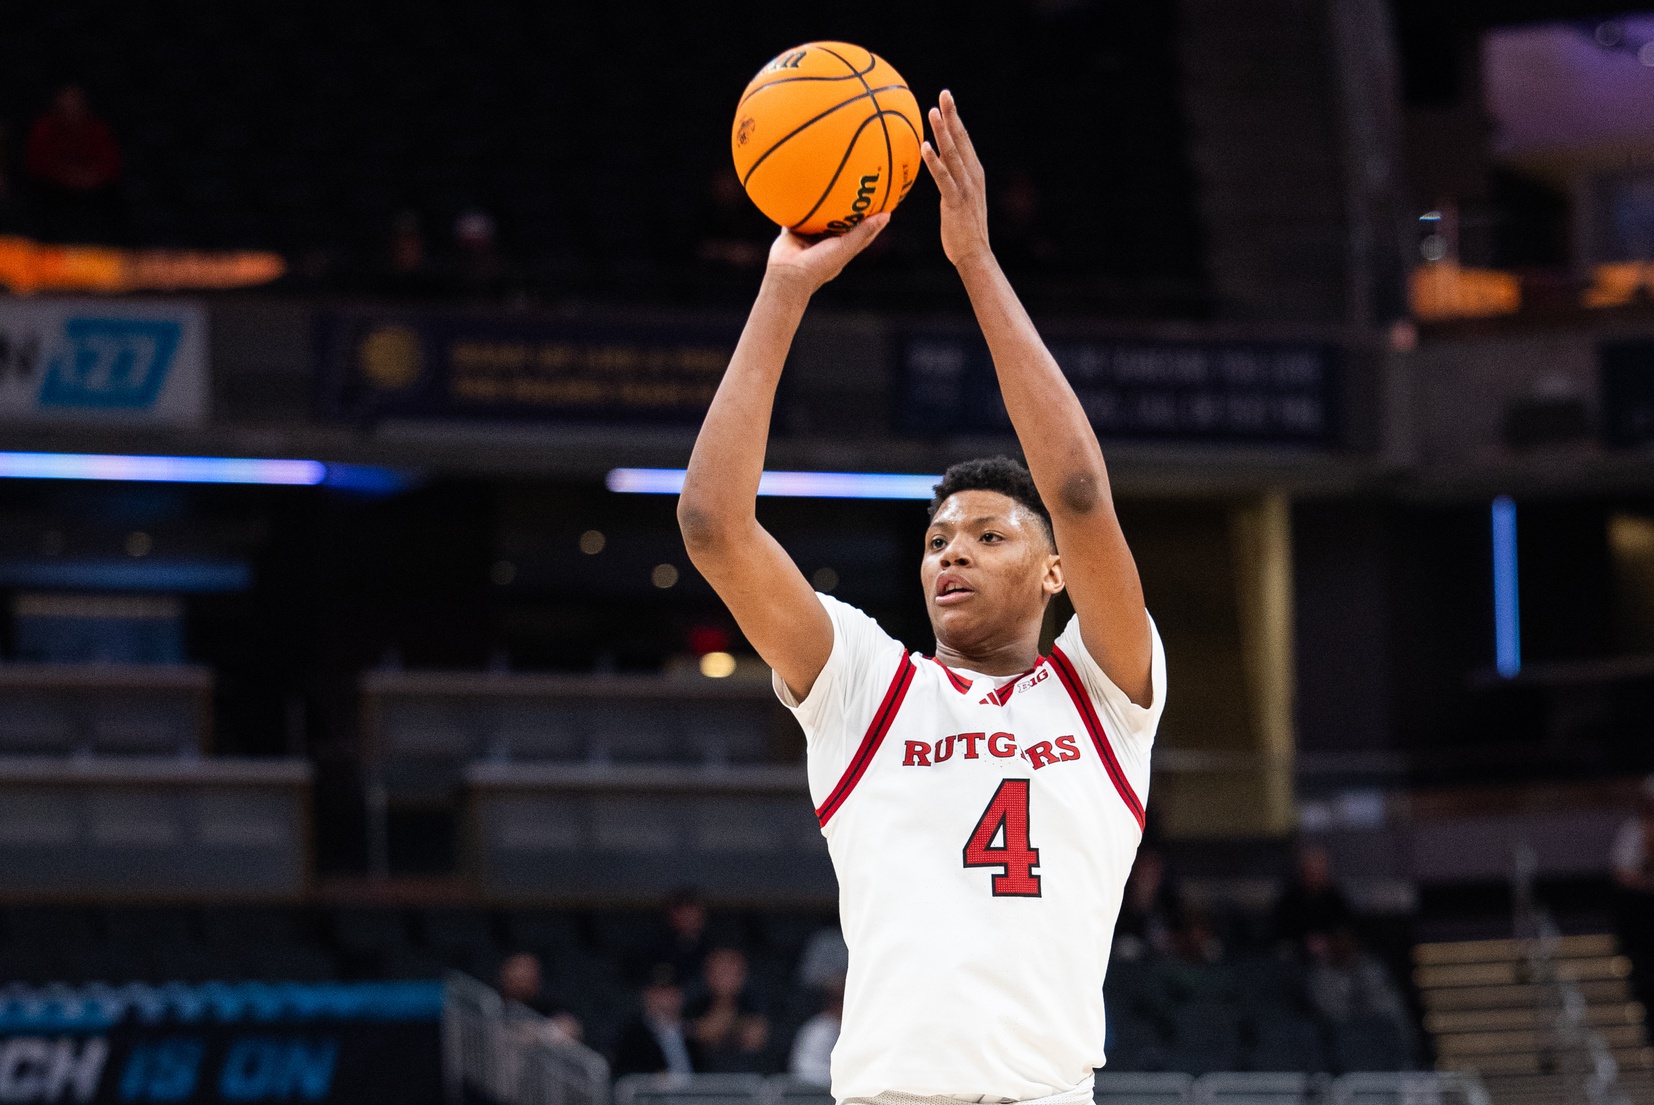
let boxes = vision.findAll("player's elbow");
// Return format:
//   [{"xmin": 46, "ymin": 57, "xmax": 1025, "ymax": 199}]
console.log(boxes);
[
  {"xmin": 1057, "ymin": 468, "xmax": 1108, "ymax": 516},
  {"xmin": 677, "ymin": 500, "xmax": 735, "ymax": 558}
]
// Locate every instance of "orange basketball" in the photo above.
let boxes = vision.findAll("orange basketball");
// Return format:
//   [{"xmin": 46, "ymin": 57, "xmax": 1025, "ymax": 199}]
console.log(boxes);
[{"xmin": 731, "ymin": 42, "xmax": 923, "ymax": 237}]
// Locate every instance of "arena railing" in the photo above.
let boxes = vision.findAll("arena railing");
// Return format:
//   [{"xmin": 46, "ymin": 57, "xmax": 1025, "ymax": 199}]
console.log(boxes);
[
  {"xmin": 443, "ymin": 971, "xmax": 610, "ymax": 1105},
  {"xmin": 610, "ymin": 1072, "xmax": 1489, "ymax": 1105}
]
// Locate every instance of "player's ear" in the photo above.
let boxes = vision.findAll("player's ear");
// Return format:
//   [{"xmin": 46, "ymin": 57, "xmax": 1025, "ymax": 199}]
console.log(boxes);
[{"xmin": 1043, "ymin": 553, "xmax": 1065, "ymax": 597}]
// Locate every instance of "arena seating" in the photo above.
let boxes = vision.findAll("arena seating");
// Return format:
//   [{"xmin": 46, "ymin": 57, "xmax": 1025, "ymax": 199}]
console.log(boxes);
[
  {"xmin": 0, "ymin": 662, "xmax": 210, "ymax": 755},
  {"xmin": 0, "ymin": 901, "xmax": 1424, "ymax": 1078}
]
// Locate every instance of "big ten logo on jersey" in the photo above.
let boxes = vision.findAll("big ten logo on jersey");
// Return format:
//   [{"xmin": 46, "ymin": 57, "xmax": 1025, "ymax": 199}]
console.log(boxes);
[
  {"xmin": 903, "ymin": 732, "xmax": 1082, "ymax": 770},
  {"xmin": 38, "ymin": 317, "xmax": 182, "ymax": 410}
]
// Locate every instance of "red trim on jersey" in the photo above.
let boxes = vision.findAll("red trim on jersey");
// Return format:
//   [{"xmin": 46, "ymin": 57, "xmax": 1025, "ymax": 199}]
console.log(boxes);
[
  {"xmin": 816, "ymin": 653, "xmax": 918, "ymax": 827},
  {"xmin": 1048, "ymin": 645, "xmax": 1146, "ymax": 831},
  {"xmin": 987, "ymin": 660, "xmax": 1044, "ymax": 706},
  {"xmin": 928, "ymin": 657, "xmax": 973, "ymax": 694}
]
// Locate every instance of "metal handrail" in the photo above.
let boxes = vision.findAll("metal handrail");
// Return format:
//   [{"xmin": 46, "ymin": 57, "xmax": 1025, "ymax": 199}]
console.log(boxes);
[{"xmin": 443, "ymin": 971, "xmax": 611, "ymax": 1105}]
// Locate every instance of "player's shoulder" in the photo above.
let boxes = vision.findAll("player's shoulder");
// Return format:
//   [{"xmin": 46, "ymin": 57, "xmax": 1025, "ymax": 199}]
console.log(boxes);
[
  {"xmin": 815, "ymin": 592, "xmax": 901, "ymax": 651},
  {"xmin": 1050, "ymin": 611, "xmax": 1167, "ymax": 736}
]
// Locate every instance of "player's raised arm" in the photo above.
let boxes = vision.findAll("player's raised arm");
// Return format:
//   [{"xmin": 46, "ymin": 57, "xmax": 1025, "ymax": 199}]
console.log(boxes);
[
  {"xmin": 678, "ymin": 214, "xmax": 890, "ymax": 701},
  {"xmin": 921, "ymin": 91, "xmax": 1153, "ymax": 706}
]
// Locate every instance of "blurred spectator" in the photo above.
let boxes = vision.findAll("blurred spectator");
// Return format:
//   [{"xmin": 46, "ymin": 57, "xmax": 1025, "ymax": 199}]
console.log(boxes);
[
  {"xmin": 686, "ymin": 947, "xmax": 769, "ymax": 1073},
  {"xmin": 615, "ymin": 963, "xmax": 698, "ymax": 1077},
  {"xmin": 1271, "ymin": 843, "xmax": 1353, "ymax": 953},
  {"xmin": 26, "ymin": 85, "xmax": 121, "ymax": 243},
  {"xmin": 1169, "ymin": 905, "xmax": 1223, "ymax": 966},
  {"xmin": 796, "ymin": 926, "xmax": 848, "ymax": 989},
  {"xmin": 381, "ymin": 209, "xmax": 442, "ymax": 297},
  {"xmin": 644, "ymin": 887, "xmax": 712, "ymax": 983},
  {"xmin": 788, "ymin": 973, "xmax": 843, "ymax": 1084},
  {"xmin": 498, "ymin": 951, "xmax": 550, "ymax": 1011},
  {"xmin": 1611, "ymin": 775, "xmax": 1654, "ymax": 1006},
  {"xmin": 992, "ymin": 168, "xmax": 1060, "ymax": 274},
  {"xmin": 1305, "ymin": 926, "xmax": 1407, "ymax": 1028},
  {"xmin": 695, "ymin": 169, "xmax": 770, "ymax": 270},
  {"xmin": 1114, "ymin": 847, "xmax": 1179, "ymax": 961},
  {"xmin": 452, "ymin": 208, "xmax": 508, "ymax": 298}
]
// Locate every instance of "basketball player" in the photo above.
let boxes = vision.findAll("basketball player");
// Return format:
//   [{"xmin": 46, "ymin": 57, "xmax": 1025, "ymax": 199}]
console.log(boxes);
[{"xmin": 678, "ymin": 91, "xmax": 1165, "ymax": 1105}]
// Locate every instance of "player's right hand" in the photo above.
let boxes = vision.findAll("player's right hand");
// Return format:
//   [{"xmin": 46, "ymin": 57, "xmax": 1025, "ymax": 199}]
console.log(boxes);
[{"xmin": 765, "ymin": 212, "xmax": 889, "ymax": 293}]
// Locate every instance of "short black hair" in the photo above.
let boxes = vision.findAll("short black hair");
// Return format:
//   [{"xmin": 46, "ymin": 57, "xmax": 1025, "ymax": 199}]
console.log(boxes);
[{"xmin": 929, "ymin": 456, "xmax": 1054, "ymax": 547}]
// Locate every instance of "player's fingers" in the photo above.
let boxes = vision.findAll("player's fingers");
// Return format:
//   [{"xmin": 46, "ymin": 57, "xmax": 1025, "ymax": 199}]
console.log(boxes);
[
  {"xmin": 928, "ymin": 105, "xmax": 961, "ymax": 169},
  {"xmin": 920, "ymin": 141, "xmax": 958, "ymax": 200},
  {"xmin": 845, "ymin": 211, "xmax": 890, "ymax": 252},
  {"xmin": 939, "ymin": 90, "xmax": 984, "ymax": 176},
  {"xmin": 930, "ymin": 101, "xmax": 975, "ymax": 197}
]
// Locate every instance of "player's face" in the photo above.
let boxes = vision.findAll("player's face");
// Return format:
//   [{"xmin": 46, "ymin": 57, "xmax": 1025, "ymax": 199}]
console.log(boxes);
[{"xmin": 921, "ymin": 490, "xmax": 1062, "ymax": 653}]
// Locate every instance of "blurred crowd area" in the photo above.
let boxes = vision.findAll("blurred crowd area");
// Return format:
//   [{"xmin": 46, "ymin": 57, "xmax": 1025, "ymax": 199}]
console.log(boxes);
[
  {"xmin": 0, "ymin": 845, "xmax": 1439, "ymax": 1079},
  {"xmin": 0, "ymin": 1, "xmax": 1203, "ymax": 315}
]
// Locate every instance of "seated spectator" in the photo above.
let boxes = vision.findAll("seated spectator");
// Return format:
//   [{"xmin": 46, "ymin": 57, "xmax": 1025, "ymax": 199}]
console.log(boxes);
[
  {"xmin": 25, "ymin": 85, "xmax": 120, "ymax": 243},
  {"xmin": 1271, "ymin": 843, "xmax": 1353, "ymax": 953},
  {"xmin": 643, "ymin": 887, "xmax": 712, "ymax": 984},
  {"xmin": 380, "ymin": 209, "xmax": 443, "ymax": 297},
  {"xmin": 497, "ymin": 950, "xmax": 585, "ymax": 1043},
  {"xmin": 614, "ymin": 964, "xmax": 698, "ymax": 1077},
  {"xmin": 686, "ymin": 946, "xmax": 769, "ymax": 1073},
  {"xmin": 1612, "ymin": 775, "xmax": 1654, "ymax": 1007},
  {"xmin": 795, "ymin": 926, "xmax": 848, "ymax": 990},
  {"xmin": 1114, "ymin": 847, "xmax": 1179, "ymax": 961},
  {"xmin": 788, "ymin": 973, "xmax": 843, "ymax": 1084},
  {"xmin": 451, "ymin": 208, "xmax": 510, "ymax": 299},
  {"xmin": 1305, "ymin": 926, "xmax": 1406, "ymax": 1028},
  {"xmin": 499, "ymin": 950, "xmax": 552, "ymax": 1013}
]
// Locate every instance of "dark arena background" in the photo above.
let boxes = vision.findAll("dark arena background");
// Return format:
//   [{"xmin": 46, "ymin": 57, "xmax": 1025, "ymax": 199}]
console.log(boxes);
[{"xmin": 0, "ymin": 1, "xmax": 1652, "ymax": 1103}]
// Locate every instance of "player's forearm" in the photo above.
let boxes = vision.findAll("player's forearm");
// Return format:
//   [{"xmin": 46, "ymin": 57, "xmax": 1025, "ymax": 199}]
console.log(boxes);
[
  {"xmin": 955, "ymin": 252, "xmax": 1115, "ymax": 518},
  {"xmin": 678, "ymin": 272, "xmax": 812, "ymax": 551}
]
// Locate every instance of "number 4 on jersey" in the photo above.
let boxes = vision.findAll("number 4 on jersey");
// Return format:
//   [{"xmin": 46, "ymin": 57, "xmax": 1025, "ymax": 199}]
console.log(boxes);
[{"xmin": 963, "ymin": 778, "xmax": 1041, "ymax": 896}]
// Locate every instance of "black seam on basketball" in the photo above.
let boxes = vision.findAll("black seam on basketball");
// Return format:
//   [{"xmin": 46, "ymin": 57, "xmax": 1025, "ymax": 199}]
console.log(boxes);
[
  {"xmin": 819, "ymin": 45, "xmax": 895, "ymax": 214},
  {"xmin": 738, "ymin": 83, "xmax": 910, "ymax": 189},
  {"xmin": 736, "ymin": 55, "xmax": 878, "ymax": 109},
  {"xmin": 787, "ymin": 109, "xmax": 907, "ymax": 232}
]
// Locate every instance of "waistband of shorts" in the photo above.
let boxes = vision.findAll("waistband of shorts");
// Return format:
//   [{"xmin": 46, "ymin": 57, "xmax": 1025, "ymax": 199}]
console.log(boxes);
[{"xmin": 847, "ymin": 1075, "xmax": 1095, "ymax": 1105}]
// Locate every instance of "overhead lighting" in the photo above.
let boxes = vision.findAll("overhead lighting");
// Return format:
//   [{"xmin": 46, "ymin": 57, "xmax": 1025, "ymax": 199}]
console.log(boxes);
[
  {"xmin": 607, "ymin": 468, "xmax": 941, "ymax": 500},
  {"xmin": 0, "ymin": 451, "xmax": 404, "ymax": 490}
]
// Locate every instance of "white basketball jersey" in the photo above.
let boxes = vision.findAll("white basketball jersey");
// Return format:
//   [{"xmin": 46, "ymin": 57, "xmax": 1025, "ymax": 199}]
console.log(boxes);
[{"xmin": 776, "ymin": 595, "xmax": 1167, "ymax": 1105}]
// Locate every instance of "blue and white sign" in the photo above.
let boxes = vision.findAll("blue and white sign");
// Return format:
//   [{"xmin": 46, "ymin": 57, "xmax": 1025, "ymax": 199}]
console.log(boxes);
[{"xmin": 0, "ymin": 300, "xmax": 207, "ymax": 424}]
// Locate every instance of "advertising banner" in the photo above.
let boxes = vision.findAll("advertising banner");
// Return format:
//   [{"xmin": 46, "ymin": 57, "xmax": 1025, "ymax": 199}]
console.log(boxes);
[
  {"xmin": 0, "ymin": 981, "xmax": 441, "ymax": 1105},
  {"xmin": 898, "ymin": 330, "xmax": 1341, "ymax": 446},
  {"xmin": 0, "ymin": 300, "xmax": 208, "ymax": 425},
  {"xmin": 317, "ymin": 310, "xmax": 741, "ymax": 426}
]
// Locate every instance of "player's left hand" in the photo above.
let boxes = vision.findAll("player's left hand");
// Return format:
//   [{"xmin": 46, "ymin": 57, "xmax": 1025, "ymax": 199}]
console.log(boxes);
[{"xmin": 922, "ymin": 90, "xmax": 992, "ymax": 269}]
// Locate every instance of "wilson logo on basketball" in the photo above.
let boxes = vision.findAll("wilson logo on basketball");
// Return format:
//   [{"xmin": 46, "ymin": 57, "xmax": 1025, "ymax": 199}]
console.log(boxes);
[
  {"xmin": 736, "ymin": 117, "xmax": 756, "ymax": 146},
  {"xmin": 826, "ymin": 171, "xmax": 880, "ymax": 234}
]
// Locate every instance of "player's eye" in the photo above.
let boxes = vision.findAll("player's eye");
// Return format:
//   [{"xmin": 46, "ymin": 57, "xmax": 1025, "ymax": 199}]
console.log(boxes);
[
  {"xmin": 927, "ymin": 535, "xmax": 945, "ymax": 550},
  {"xmin": 981, "ymin": 531, "xmax": 1001, "ymax": 543}
]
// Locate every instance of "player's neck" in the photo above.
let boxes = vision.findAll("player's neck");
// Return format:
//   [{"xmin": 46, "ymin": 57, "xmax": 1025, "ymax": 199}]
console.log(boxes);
[{"xmin": 932, "ymin": 637, "xmax": 1043, "ymax": 678}]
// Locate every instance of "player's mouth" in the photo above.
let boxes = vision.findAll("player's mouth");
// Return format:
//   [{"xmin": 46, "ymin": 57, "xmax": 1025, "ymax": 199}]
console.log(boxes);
[{"xmin": 934, "ymin": 575, "xmax": 975, "ymax": 605}]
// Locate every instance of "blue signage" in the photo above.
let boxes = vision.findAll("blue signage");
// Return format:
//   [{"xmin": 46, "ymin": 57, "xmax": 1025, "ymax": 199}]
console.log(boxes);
[
  {"xmin": 0, "ymin": 982, "xmax": 442, "ymax": 1105},
  {"xmin": 37, "ymin": 318, "xmax": 182, "ymax": 411}
]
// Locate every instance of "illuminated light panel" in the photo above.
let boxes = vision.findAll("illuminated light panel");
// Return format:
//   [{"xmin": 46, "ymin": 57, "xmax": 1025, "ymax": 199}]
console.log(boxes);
[
  {"xmin": 0, "ymin": 451, "xmax": 405, "ymax": 490},
  {"xmin": 606, "ymin": 468, "xmax": 941, "ymax": 500},
  {"xmin": 1492, "ymin": 495, "xmax": 1521, "ymax": 678}
]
